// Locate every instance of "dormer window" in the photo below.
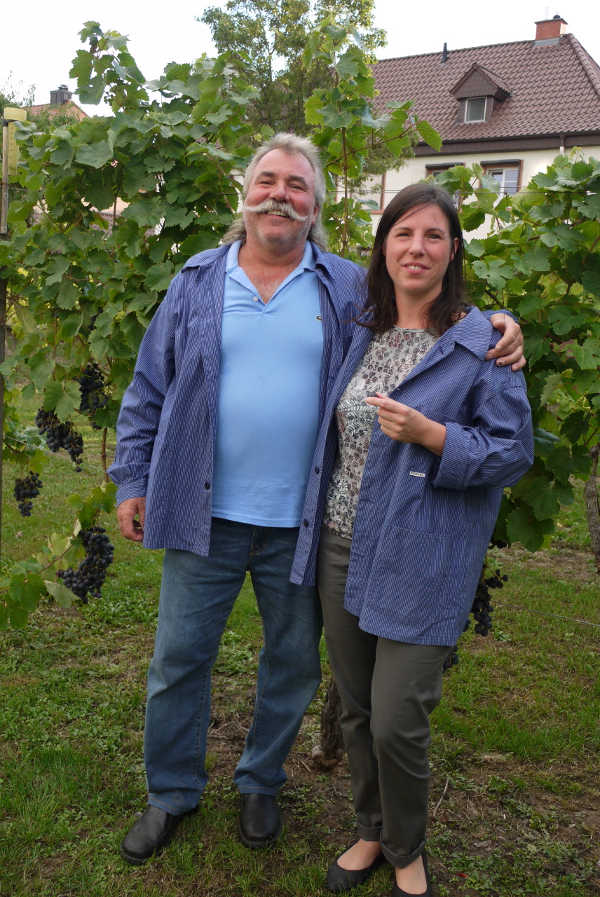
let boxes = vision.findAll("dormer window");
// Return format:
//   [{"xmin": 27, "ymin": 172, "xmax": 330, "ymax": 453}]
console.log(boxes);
[
  {"xmin": 464, "ymin": 97, "xmax": 487, "ymax": 123},
  {"xmin": 450, "ymin": 64, "xmax": 511, "ymax": 126}
]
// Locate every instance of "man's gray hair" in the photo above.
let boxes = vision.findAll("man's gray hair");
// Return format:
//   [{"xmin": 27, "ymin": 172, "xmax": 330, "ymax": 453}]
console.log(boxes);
[{"xmin": 222, "ymin": 132, "xmax": 328, "ymax": 250}]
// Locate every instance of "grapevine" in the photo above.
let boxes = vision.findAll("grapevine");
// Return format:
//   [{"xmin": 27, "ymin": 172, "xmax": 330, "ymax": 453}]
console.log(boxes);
[
  {"xmin": 13, "ymin": 472, "xmax": 43, "ymax": 517},
  {"xmin": 35, "ymin": 409, "xmax": 84, "ymax": 471},
  {"xmin": 77, "ymin": 363, "xmax": 108, "ymax": 428},
  {"xmin": 443, "ymin": 560, "xmax": 508, "ymax": 672},
  {"xmin": 57, "ymin": 526, "xmax": 115, "ymax": 603},
  {"xmin": 472, "ymin": 567, "xmax": 507, "ymax": 636}
]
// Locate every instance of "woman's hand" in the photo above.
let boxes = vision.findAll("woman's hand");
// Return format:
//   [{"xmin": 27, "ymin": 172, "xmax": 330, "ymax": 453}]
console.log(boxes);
[
  {"xmin": 487, "ymin": 314, "xmax": 525, "ymax": 370},
  {"xmin": 365, "ymin": 394, "xmax": 446, "ymax": 456}
]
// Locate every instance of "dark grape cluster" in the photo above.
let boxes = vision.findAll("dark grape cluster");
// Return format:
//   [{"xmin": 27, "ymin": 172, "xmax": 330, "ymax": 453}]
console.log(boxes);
[
  {"xmin": 443, "ymin": 563, "xmax": 508, "ymax": 673},
  {"xmin": 14, "ymin": 471, "xmax": 43, "ymax": 516},
  {"xmin": 35, "ymin": 409, "xmax": 84, "ymax": 470},
  {"xmin": 57, "ymin": 526, "xmax": 115, "ymax": 603},
  {"xmin": 472, "ymin": 567, "xmax": 507, "ymax": 635},
  {"xmin": 77, "ymin": 362, "xmax": 108, "ymax": 428}
]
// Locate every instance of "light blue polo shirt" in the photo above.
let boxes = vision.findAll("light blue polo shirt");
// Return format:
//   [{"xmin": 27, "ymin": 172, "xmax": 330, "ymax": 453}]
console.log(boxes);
[{"xmin": 211, "ymin": 241, "xmax": 323, "ymax": 526}]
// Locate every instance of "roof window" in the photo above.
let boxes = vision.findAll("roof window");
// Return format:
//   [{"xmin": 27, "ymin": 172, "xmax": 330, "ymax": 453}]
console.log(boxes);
[{"xmin": 465, "ymin": 97, "xmax": 487, "ymax": 123}]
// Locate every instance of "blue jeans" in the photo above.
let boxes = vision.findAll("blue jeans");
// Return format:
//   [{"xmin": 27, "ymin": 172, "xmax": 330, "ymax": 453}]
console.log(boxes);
[{"xmin": 145, "ymin": 518, "xmax": 322, "ymax": 815}]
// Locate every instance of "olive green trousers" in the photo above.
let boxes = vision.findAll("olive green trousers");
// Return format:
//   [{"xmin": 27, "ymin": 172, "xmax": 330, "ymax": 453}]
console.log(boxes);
[{"xmin": 318, "ymin": 528, "xmax": 452, "ymax": 868}]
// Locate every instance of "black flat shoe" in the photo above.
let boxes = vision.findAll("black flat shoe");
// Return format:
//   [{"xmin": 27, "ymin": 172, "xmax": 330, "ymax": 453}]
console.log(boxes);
[
  {"xmin": 120, "ymin": 805, "xmax": 189, "ymax": 865},
  {"xmin": 238, "ymin": 793, "xmax": 282, "ymax": 848},
  {"xmin": 326, "ymin": 848, "xmax": 385, "ymax": 892},
  {"xmin": 391, "ymin": 850, "xmax": 432, "ymax": 897}
]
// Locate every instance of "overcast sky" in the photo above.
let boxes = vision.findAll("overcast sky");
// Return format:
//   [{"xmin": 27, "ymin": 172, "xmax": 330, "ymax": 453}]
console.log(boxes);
[{"xmin": 3, "ymin": 1, "xmax": 600, "ymax": 114}]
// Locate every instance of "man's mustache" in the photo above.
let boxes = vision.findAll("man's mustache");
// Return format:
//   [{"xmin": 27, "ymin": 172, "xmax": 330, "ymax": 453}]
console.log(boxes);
[{"xmin": 243, "ymin": 198, "xmax": 309, "ymax": 222}]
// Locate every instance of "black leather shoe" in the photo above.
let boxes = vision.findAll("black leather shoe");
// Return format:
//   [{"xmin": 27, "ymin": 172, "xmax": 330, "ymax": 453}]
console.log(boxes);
[
  {"xmin": 120, "ymin": 805, "xmax": 187, "ymax": 865},
  {"xmin": 391, "ymin": 850, "xmax": 432, "ymax": 897},
  {"xmin": 326, "ymin": 848, "xmax": 385, "ymax": 892},
  {"xmin": 238, "ymin": 793, "xmax": 282, "ymax": 848}
]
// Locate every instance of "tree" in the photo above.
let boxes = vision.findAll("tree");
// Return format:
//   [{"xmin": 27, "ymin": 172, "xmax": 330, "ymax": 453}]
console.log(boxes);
[
  {"xmin": 0, "ymin": 74, "xmax": 35, "ymax": 111},
  {"xmin": 201, "ymin": 0, "xmax": 385, "ymax": 134},
  {"xmin": 303, "ymin": 21, "xmax": 440, "ymax": 257}
]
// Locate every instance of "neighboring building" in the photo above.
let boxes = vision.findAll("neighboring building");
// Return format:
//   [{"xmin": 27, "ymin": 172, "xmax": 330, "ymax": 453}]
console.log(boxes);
[
  {"xmin": 367, "ymin": 16, "xmax": 600, "ymax": 225},
  {"xmin": 29, "ymin": 85, "xmax": 87, "ymax": 121}
]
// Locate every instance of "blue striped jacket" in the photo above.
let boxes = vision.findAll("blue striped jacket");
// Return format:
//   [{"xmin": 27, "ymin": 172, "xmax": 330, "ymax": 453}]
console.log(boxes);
[
  {"xmin": 291, "ymin": 307, "xmax": 534, "ymax": 647},
  {"xmin": 108, "ymin": 243, "xmax": 366, "ymax": 556}
]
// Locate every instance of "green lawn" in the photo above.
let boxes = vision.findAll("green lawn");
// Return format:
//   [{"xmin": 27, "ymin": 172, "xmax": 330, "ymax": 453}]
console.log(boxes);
[{"xmin": 1, "ymin": 438, "xmax": 599, "ymax": 897}]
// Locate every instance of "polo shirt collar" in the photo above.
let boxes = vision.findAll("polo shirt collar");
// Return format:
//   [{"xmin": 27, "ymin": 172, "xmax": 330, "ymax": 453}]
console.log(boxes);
[{"xmin": 226, "ymin": 240, "xmax": 316, "ymax": 274}]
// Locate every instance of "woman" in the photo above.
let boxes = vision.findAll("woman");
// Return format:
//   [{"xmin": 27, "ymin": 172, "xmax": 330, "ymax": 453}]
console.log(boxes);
[{"xmin": 290, "ymin": 183, "xmax": 533, "ymax": 896}]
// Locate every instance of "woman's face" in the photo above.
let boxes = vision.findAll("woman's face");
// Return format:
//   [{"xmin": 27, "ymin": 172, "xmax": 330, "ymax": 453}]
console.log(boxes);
[{"xmin": 383, "ymin": 203, "xmax": 458, "ymax": 304}]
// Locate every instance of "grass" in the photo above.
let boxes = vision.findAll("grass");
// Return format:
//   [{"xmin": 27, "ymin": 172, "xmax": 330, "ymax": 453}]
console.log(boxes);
[{"xmin": 1, "ymin": 435, "xmax": 599, "ymax": 897}]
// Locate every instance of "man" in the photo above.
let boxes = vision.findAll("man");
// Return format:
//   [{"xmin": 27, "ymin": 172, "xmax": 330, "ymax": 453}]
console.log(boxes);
[{"xmin": 109, "ymin": 133, "xmax": 524, "ymax": 865}]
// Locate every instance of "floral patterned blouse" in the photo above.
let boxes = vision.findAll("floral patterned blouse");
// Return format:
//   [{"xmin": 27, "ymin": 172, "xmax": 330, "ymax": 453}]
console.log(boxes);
[{"xmin": 323, "ymin": 327, "xmax": 437, "ymax": 539}]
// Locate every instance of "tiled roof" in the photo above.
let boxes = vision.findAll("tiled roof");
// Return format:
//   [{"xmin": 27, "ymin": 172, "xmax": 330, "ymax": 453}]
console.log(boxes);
[
  {"xmin": 28, "ymin": 101, "xmax": 86, "ymax": 120},
  {"xmin": 373, "ymin": 34, "xmax": 600, "ymax": 142}
]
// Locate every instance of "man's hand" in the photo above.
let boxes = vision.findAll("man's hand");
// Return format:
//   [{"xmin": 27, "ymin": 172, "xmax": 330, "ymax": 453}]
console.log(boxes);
[
  {"xmin": 486, "ymin": 313, "xmax": 526, "ymax": 371},
  {"xmin": 116, "ymin": 497, "xmax": 146, "ymax": 542}
]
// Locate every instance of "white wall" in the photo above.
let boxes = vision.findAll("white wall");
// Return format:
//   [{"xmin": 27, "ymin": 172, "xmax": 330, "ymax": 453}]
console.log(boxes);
[{"xmin": 368, "ymin": 145, "xmax": 600, "ymax": 237}]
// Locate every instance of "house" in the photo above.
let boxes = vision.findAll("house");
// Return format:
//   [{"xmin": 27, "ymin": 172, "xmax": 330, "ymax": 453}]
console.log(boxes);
[
  {"xmin": 368, "ymin": 15, "xmax": 600, "ymax": 221},
  {"xmin": 29, "ymin": 85, "xmax": 87, "ymax": 122}
]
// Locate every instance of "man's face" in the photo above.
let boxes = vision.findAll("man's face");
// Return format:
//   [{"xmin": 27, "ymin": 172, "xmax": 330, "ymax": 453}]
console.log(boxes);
[{"xmin": 242, "ymin": 149, "xmax": 319, "ymax": 256}]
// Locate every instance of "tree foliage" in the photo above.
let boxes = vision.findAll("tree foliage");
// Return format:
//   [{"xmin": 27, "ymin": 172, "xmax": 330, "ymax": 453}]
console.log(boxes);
[
  {"xmin": 435, "ymin": 158, "xmax": 600, "ymax": 552},
  {"xmin": 1, "ymin": 29, "xmax": 257, "ymax": 429},
  {"xmin": 304, "ymin": 22, "xmax": 440, "ymax": 257},
  {"xmin": 0, "ymin": 75, "xmax": 36, "ymax": 112},
  {"xmin": 201, "ymin": 0, "xmax": 385, "ymax": 134},
  {"xmin": 0, "ymin": 24, "xmax": 259, "ymax": 626}
]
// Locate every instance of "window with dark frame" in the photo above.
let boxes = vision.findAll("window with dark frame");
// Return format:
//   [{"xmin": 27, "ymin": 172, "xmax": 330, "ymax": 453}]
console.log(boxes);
[
  {"xmin": 483, "ymin": 164, "xmax": 521, "ymax": 196},
  {"xmin": 425, "ymin": 164, "xmax": 465, "ymax": 174}
]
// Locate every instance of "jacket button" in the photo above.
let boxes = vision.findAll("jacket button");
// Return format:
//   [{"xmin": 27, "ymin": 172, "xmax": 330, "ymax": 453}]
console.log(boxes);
[
  {"xmin": 204, "ymin": 481, "xmax": 210, "ymax": 489},
  {"xmin": 303, "ymin": 519, "xmax": 309, "ymax": 527},
  {"xmin": 314, "ymin": 466, "xmax": 320, "ymax": 474}
]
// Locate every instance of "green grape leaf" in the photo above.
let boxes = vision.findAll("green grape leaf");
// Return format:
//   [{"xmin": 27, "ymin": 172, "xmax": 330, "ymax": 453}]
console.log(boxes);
[
  {"xmin": 45, "ymin": 580, "xmax": 75, "ymax": 608},
  {"xmin": 8, "ymin": 573, "xmax": 45, "ymax": 611},
  {"xmin": 75, "ymin": 140, "xmax": 114, "ymax": 169},
  {"xmin": 506, "ymin": 506, "xmax": 554, "ymax": 550},
  {"xmin": 416, "ymin": 119, "xmax": 442, "ymax": 152},
  {"xmin": 47, "ymin": 533, "xmax": 73, "ymax": 556}
]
